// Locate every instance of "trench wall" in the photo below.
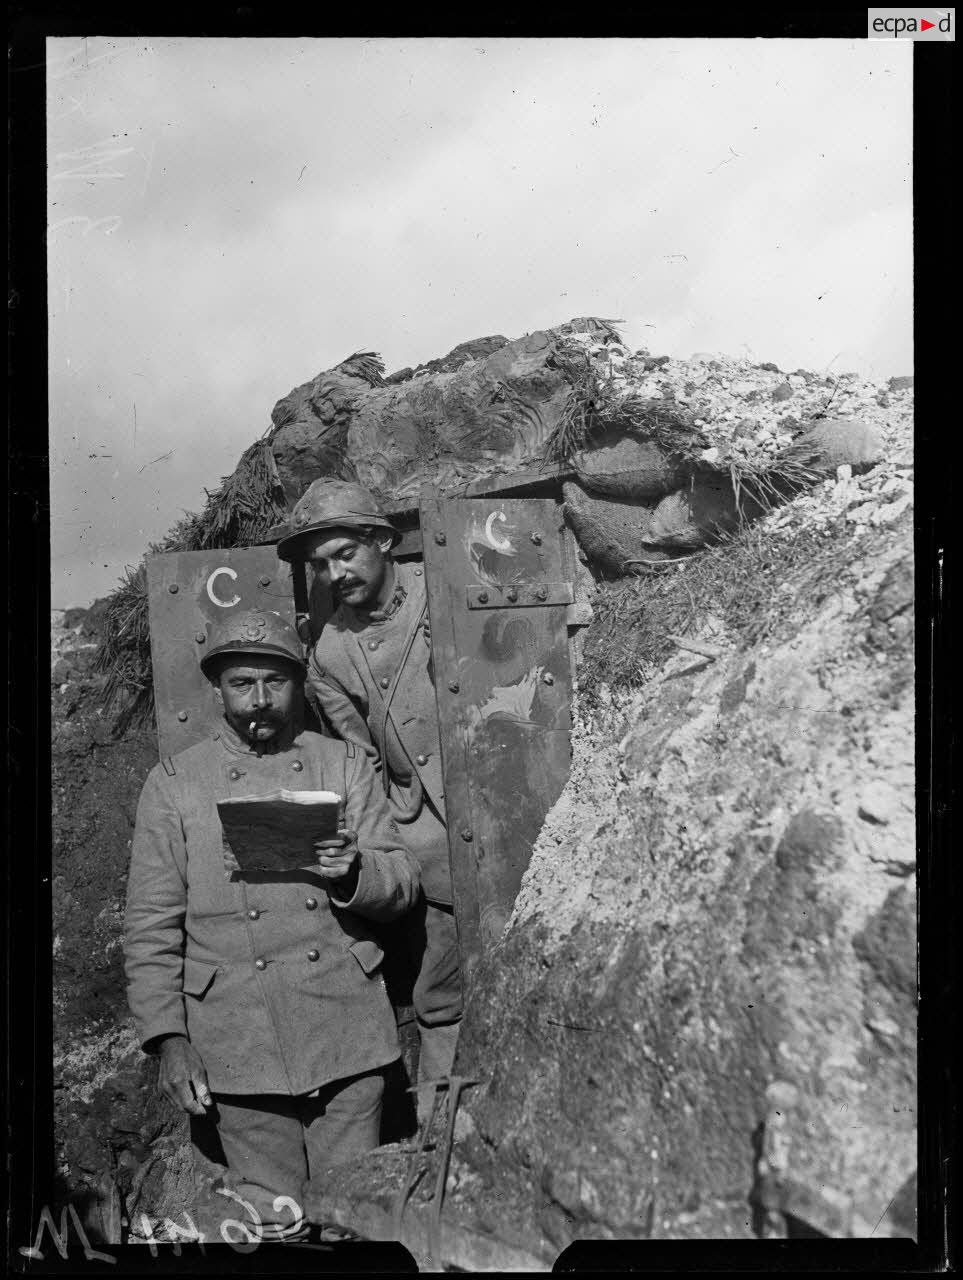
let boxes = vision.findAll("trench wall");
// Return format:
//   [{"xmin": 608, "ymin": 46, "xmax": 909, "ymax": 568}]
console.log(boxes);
[{"xmin": 438, "ymin": 515, "xmax": 916, "ymax": 1253}]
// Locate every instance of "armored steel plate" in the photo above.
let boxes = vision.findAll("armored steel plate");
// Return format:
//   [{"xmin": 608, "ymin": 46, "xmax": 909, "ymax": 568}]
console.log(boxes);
[
  {"xmin": 421, "ymin": 497, "xmax": 573, "ymax": 979},
  {"xmin": 147, "ymin": 548, "xmax": 296, "ymax": 760}
]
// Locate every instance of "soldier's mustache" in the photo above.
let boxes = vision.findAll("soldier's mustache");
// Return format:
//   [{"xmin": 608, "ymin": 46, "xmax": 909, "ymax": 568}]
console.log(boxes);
[{"xmin": 244, "ymin": 709, "xmax": 284, "ymax": 729}]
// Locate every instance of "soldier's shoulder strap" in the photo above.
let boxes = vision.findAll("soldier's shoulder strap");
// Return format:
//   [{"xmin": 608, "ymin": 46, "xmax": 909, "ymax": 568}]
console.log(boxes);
[
  {"xmin": 161, "ymin": 756, "xmax": 177, "ymax": 777},
  {"xmin": 374, "ymin": 600, "xmax": 428, "ymax": 798}
]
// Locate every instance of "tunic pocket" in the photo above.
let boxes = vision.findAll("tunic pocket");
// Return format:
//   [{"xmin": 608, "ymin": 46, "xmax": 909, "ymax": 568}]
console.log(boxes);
[
  {"xmin": 348, "ymin": 938, "xmax": 385, "ymax": 976},
  {"xmin": 183, "ymin": 957, "xmax": 220, "ymax": 999}
]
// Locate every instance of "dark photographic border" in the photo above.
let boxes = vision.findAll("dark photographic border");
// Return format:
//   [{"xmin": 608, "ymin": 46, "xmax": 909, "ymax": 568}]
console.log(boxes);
[{"xmin": 8, "ymin": 8, "xmax": 954, "ymax": 1273}]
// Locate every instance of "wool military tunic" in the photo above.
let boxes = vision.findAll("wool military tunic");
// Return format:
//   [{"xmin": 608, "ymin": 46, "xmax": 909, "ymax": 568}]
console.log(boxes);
[
  {"xmin": 307, "ymin": 561, "xmax": 453, "ymax": 906},
  {"xmin": 123, "ymin": 725, "xmax": 420, "ymax": 1096}
]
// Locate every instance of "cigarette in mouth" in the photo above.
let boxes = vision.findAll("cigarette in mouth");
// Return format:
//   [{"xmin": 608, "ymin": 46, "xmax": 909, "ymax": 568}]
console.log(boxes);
[{"xmin": 249, "ymin": 720, "xmax": 258, "ymax": 735}]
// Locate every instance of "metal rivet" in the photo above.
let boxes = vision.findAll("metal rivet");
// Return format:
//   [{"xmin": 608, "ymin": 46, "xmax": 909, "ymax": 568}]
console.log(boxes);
[
  {"xmin": 168, "ymin": 583, "xmax": 179, "ymax": 594},
  {"xmin": 177, "ymin": 711, "xmax": 188, "ymax": 722},
  {"xmin": 435, "ymin": 532, "xmax": 447, "ymax": 545},
  {"xmin": 506, "ymin": 587, "xmax": 518, "ymax": 602},
  {"xmin": 530, "ymin": 532, "xmax": 543, "ymax": 545},
  {"xmin": 478, "ymin": 591, "xmax": 489, "ymax": 604},
  {"xmin": 542, "ymin": 672, "xmax": 555, "ymax": 686},
  {"xmin": 536, "ymin": 587, "xmax": 548, "ymax": 601},
  {"xmin": 307, "ymin": 949, "xmax": 320, "ymax": 962},
  {"xmin": 259, "ymin": 576, "xmax": 271, "ymax": 587},
  {"xmin": 461, "ymin": 829, "xmax": 473, "ymax": 842},
  {"xmin": 291, "ymin": 760, "xmax": 303, "ymax": 771},
  {"xmin": 195, "ymin": 632, "xmax": 206, "ymax": 644},
  {"xmin": 448, "ymin": 681, "xmax": 460, "ymax": 693}
]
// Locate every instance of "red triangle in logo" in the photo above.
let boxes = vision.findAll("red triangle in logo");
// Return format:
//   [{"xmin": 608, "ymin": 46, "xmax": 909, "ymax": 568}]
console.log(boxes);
[{"xmin": 921, "ymin": 18, "xmax": 934, "ymax": 29}]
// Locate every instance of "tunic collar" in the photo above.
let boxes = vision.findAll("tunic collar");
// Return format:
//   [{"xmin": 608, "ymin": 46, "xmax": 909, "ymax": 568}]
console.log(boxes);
[
  {"xmin": 341, "ymin": 562, "xmax": 417, "ymax": 632},
  {"xmin": 360, "ymin": 578, "xmax": 407, "ymax": 625}
]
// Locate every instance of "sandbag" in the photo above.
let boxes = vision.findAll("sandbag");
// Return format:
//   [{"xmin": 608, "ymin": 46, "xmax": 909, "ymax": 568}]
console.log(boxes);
[
  {"xmin": 270, "ymin": 328, "xmax": 580, "ymax": 505},
  {"xmin": 784, "ymin": 417, "xmax": 883, "ymax": 477},
  {"xmin": 269, "ymin": 359, "xmax": 375, "ymax": 503},
  {"xmin": 643, "ymin": 472, "xmax": 766, "ymax": 550},
  {"xmin": 347, "ymin": 353, "xmax": 572, "ymax": 500},
  {"xmin": 386, "ymin": 333, "xmax": 509, "ymax": 382},
  {"xmin": 562, "ymin": 481, "xmax": 666, "ymax": 575},
  {"xmin": 572, "ymin": 425, "xmax": 687, "ymax": 501}
]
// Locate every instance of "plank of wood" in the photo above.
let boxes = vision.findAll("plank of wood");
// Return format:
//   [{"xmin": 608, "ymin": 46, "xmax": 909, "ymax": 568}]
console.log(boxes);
[
  {"xmin": 419, "ymin": 498, "xmax": 483, "ymax": 980},
  {"xmin": 666, "ymin": 633, "xmax": 728, "ymax": 660}
]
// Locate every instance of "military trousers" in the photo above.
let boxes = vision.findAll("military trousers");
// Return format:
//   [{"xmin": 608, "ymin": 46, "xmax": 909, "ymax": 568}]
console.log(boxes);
[
  {"xmin": 406, "ymin": 898, "xmax": 463, "ymax": 1105},
  {"xmin": 191, "ymin": 1067, "xmax": 385, "ymax": 1239},
  {"xmin": 409, "ymin": 898, "xmax": 463, "ymax": 1028}
]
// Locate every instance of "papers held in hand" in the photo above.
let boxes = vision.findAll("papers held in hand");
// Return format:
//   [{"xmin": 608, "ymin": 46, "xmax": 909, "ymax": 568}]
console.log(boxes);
[{"xmin": 217, "ymin": 790, "xmax": 342, "ymax": 873}]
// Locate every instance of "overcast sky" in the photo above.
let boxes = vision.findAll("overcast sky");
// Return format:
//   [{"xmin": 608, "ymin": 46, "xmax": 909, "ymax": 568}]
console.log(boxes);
[{"xmin": 48, "ymin": 36, "xmax": 912, "ymax": 608}]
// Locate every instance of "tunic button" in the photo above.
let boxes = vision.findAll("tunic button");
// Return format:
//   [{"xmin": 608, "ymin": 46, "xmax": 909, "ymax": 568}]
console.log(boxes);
[
  {"xmin": 247, "ymin": 908, "xmax": 260, "ymax": 920},
  {"xmin": 416, "ymin": 754, "xmax": 428, "ymax": 766},
  {"xmin": 368, "ymin": 640, "xmax": 380, "ymax": 651},
  {"xmin": 379, "ymin": 677, "xmax": 390, "ymax": 689},
  {"xmin": 414, "ymin": 568, "xmax": 423, "ymax": 576},
  {"xmin": 229, "ymin": 769, "xmax": 241, "ymax": 780},
  {"xmin": 254, "ymin": 958, "xmax": 267, "ymax": 971},
  {"xmin": 307, "ymin": 949, "xmax": 320, "ymax": 962},
  {"xmin": 291, "ymin": 760, "xmax": 303, "ymax": 772},
  {"xmin": 305, "ymin": 897, "xmax": 318, "ymax": 910}
]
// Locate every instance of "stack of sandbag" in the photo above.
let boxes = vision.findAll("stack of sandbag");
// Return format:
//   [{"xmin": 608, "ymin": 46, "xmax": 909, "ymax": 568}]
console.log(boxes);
[
  {"xmin": 265, "ymin": 320, "xmax": 891, "ymax": 572},
  {"xmin": 562, "ymin": 471, "xmax": 770, "ymax": 573},
  {"xmin": 268, "ymin": 319, "xmax": 623, "ymax": 505}
]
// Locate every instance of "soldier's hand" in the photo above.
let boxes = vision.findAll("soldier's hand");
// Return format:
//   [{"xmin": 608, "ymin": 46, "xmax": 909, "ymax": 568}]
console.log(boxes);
[
  {"xmin": 157, "ymin": 1035, "xmax": 213, "ymax": 1116},
  {"xmin": 314, "ymin": 828, "xmax": 360, "ymax": 885}
]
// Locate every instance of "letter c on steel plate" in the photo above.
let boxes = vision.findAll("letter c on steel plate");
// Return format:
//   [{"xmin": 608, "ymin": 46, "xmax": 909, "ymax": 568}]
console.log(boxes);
[
  {"xmin": 485, "ymin": 510, "xmax": 513, "ymax": 552},
  {"xmin": 207, "ymin": 567, "xmax": 241, "ymax": 608}
]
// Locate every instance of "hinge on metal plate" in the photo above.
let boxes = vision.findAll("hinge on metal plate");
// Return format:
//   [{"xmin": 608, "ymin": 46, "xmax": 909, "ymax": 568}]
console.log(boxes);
[{"xmin": 466, "ymin": 582, "xmax": 574, "ymax": 609}]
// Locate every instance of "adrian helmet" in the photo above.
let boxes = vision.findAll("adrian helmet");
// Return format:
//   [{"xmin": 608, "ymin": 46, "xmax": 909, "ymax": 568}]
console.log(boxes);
[
  {"xmin": 199, "ymin": 609, "xmax": 306, "ymax": 677},
  {"xmin": 276, "ymin": 478, "xmax": 400, "ymax": 563}
]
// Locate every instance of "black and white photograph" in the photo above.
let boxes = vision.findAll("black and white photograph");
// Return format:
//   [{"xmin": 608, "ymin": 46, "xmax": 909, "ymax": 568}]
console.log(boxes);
[{"xmin": 9, "ymin": 21, "xmax": 952, "ymax": 1272}]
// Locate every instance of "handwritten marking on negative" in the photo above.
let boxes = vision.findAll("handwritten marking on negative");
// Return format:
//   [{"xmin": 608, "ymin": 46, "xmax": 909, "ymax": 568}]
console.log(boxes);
[{"xmin": 20, "ymin": 1193, "xmax": 306, "ymax": 1260}]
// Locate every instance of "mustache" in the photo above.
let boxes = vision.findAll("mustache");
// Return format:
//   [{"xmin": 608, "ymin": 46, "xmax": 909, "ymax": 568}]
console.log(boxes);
[
  {"xmin": 333, "ymin": 579, "xmax": 362, "ymax": 594},
  {"xmin": 243, "ymin": 709, "xmax": 286, "ymax": 729}
]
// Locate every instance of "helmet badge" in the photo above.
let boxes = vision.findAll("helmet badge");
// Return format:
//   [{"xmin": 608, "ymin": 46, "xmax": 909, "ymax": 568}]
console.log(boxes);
[{"xmin": 240, "ymin": 614, "xmax": 268, "ymax": 643}]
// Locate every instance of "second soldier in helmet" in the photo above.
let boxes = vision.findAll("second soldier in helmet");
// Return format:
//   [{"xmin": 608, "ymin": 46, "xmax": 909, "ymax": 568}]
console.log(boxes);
[{"xmin": 279, "ymin": 479, "xmax": 463, "ymax": 1102}]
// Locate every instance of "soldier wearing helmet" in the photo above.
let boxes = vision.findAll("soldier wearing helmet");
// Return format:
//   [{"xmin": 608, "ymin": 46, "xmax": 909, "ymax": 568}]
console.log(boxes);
[
  {"xmin": 278, "ymin": 479, "xmax": 463, "ymax": 1106},
  {"xmin": 123, "ymin": 608, "xmax": 420, "ymax": 1239}
]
